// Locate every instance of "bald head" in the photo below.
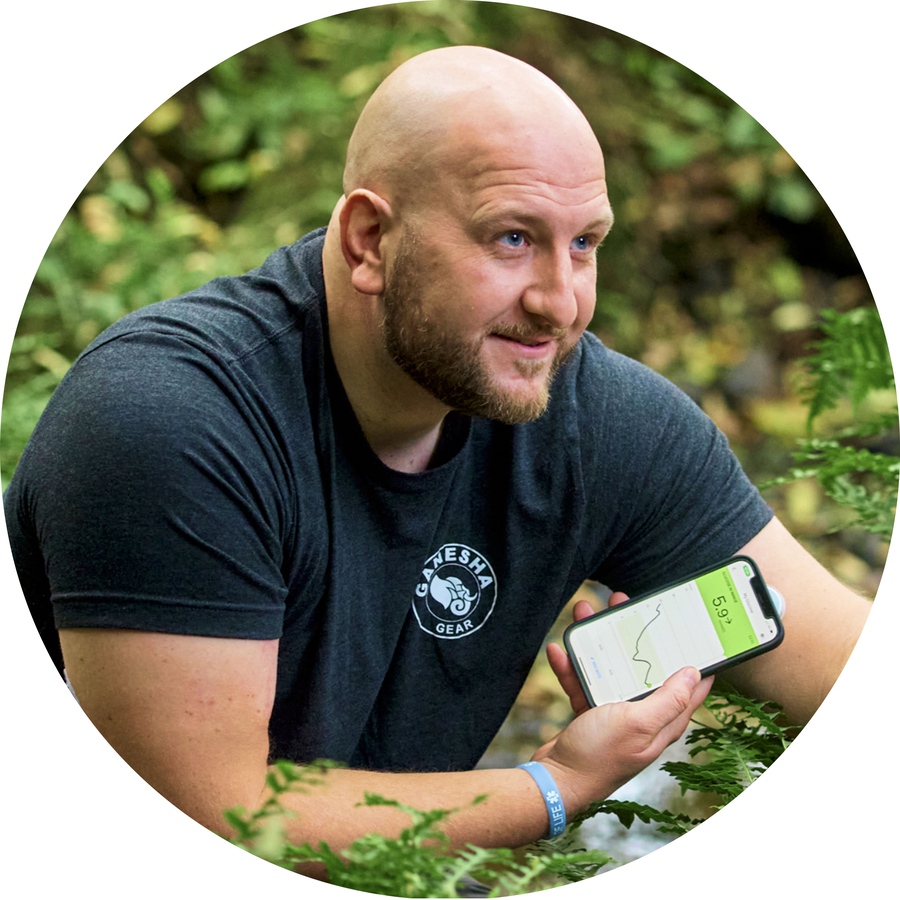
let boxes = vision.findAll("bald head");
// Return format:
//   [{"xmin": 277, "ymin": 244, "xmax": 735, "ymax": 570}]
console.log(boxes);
[
  {"xmin": 342, "ymin": 46, "xmax": 602, "ymax": 210},
  {"xmin": 325, "ymin": 46, "xmax": 613, "ymax": 447}
]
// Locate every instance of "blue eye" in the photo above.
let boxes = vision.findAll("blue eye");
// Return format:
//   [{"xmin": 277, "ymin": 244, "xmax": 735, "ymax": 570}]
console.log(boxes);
[
  {"xmin": 500, "ymin": 231, "xmax": 526, "ymax": 248},
  {"xmin": 571, "ymin": 235, "xmax": 593, "ymax": 252}
]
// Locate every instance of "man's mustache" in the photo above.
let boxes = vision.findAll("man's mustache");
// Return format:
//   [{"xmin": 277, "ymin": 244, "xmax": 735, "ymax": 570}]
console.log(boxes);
[{"xmin": 489, "ymin": 323, "xmax": 569, "ymax": 343}]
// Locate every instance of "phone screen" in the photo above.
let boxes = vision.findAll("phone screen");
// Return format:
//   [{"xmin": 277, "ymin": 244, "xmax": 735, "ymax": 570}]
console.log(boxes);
[{"xmin": 566, "ymin": 559, "xmax": 781, "ymax": 705}]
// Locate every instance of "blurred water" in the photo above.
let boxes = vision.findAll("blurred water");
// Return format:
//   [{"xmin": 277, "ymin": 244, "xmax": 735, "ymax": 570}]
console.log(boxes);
[{"xmin": 577, "ymin": 733, "xmax": 700, "ymax": 868}]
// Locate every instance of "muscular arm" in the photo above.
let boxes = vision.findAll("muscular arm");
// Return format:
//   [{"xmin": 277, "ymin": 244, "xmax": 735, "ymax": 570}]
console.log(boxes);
[
  {"xmin": 724, "ymin": 516, "xmax": 872, "ymax": 724},
  {"xmin": 59, "ymin": 627, "xmax": 710, "ymax": 857},
  {"xmin": 548, "ymin": 516, "xmax": 873, "ymax": 728}
]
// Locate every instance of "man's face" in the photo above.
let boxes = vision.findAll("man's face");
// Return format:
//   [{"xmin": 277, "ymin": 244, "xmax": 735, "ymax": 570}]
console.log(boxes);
[
  {"xmin": 379, "ymin": 125, "xmax": 613, "ymax": 425},
  {"xmin": 382, "ymin": 228, "xmax": 573, "ymax": 424}
]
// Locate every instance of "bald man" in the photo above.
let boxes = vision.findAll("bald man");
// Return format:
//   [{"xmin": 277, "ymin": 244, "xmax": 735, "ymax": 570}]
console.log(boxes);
[{"xmin": 6, "ymin": 46, "xmax": 869, "ymax": 859}]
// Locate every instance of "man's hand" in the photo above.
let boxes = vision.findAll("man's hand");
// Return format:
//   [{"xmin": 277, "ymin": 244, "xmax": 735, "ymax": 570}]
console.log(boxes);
[
  {"xmin": 533, "ymin": 665, "xmax": 713, "ymax": 814},
  {"xmin": 542, "ymin": 584, "xmax": 714, "ymax": 816}
]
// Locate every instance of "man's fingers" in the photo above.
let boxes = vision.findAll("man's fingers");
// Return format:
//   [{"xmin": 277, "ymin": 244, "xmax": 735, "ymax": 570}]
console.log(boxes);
[
  {"xmin": 572, "ymin": 599, "xmax": 596, "ymax": 622},
  {"xmin": 657, "ymin": 671, "xmax": 714, "ymax": 749},
  {"xmin": 546, "ymin": 641, "xmax": 590, "ymax": 715},
  {"xmin": 546, "ymin": 641, "xmax": 570, "ymax": 681},
  {"xmin": 631, "ymin": 668, "xmax": 714, "ymax": 755},
  {"xmin": 549, "ymin": 597, "xmax": 600, "ymax": 716},
  {"xmin": 541, "ymin": 666, "xmax": 715, "ymax": 810},
  {"xmin": 653, "ymin": 666, "xmax": 710, "ymax": 719}
]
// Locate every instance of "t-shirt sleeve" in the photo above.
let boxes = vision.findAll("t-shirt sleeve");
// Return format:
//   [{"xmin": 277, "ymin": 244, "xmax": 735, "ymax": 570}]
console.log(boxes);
[
  {"xmin": 12, "ymin": 330, "xmax": 291, "ymax": 639},
  {"xmin": 578, "ymin": 345, "xmax": 773, "ymax": 595}
]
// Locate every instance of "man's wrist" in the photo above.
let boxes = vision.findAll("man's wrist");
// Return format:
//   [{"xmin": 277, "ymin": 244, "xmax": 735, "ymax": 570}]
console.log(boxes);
[
  {"xmin": 516, "ymin": 761, "xmax": 567, "ymax": 838},
  {"xmin": 531, "ymin": 754, "xmax": 595, "ymax": 820}
]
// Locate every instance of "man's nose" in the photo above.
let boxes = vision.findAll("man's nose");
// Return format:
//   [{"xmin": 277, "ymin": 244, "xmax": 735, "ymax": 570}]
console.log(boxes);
[{"xmin": 521, "ymin": 249, "xmax": 578, "ymax": 328}]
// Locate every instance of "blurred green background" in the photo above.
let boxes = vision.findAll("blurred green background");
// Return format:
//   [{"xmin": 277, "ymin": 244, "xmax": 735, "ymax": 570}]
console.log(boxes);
[{"xmin": 3, "ymin": 0, "xmax": 892, "ymax": 595}]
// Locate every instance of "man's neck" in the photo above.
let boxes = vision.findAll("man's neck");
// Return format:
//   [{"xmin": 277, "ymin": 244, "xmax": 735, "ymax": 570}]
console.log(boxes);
[
  {"xmin": 323, "ymin": 252, "xmax": 450, "ymax": 475},
  {"xmin": 332, "ymin": 344, "xmax": 450, "ymax": 473},
  {"xmin": 367, "ymin": 424, "xmax": 448, "ymax": 474}
]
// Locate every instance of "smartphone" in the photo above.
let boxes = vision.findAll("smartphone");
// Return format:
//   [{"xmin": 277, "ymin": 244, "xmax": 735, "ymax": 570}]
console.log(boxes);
[{"xmin": 563, "ymin": 556, "xmax": 784, "ymax": 706}]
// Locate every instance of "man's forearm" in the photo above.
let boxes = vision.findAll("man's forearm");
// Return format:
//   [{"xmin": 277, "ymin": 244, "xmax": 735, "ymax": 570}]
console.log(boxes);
[
  {"xmin": 60, "ymin": 627, "xmax": 710, "ymax": 863},
  {"xmin": 238, "ymin": 666, "xmax": 712, "ymax": 858},
  {"xmin": 263, "ymin": 764, "xmax": 552, "ymax": 855}
]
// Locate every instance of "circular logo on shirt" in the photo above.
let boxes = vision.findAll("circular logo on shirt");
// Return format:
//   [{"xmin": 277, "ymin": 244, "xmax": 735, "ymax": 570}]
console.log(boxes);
[{"xmin": 412, "ymin": 543, "xmax": 497, "ymax": 640}]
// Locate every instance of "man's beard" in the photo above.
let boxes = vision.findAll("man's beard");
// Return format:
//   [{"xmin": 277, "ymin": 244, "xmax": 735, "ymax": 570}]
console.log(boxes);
[{"xmin": 380, "ymin": 233, "xmax": 575, "ymax": 425}]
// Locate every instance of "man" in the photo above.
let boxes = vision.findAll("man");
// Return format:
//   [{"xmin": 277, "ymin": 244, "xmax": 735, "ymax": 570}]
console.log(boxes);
[{"xmin": 5, "ymin": 45, "xmax": 870, "ymax": 856}]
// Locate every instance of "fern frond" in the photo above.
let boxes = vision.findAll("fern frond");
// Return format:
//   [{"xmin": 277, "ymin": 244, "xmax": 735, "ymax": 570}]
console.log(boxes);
[
  {"xmin": 801, "ymin": 306, "xmax": 894, "ymax": 427},
  {"xmin": 572, "ymin": 798, "xmax": 700, "ymax": 836},
  {"xmin": 772, "ymin": 438, "xmax": 899, "ymax": 536}
]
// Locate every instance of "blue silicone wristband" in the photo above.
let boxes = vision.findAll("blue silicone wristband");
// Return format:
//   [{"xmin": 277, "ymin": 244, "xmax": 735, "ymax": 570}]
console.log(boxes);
[{"xmin": 517, "ymin": 761, "xmax": 567, "ymax": 838}]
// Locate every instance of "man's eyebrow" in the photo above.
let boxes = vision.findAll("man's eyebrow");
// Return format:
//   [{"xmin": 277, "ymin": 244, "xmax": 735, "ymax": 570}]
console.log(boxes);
[
  {"xmin": 583, "ymin": 212, "xmax": 615, "ymax": 233},
  {"xmin": 471, "ymin": 208, "xmax": 615, "ymax": 234}
]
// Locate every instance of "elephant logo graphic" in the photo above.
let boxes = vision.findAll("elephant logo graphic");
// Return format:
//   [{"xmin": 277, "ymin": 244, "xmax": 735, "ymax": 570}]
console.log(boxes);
[{"xmin": 429, "ymin": 574, "xmax": 477, "ymax": 618}]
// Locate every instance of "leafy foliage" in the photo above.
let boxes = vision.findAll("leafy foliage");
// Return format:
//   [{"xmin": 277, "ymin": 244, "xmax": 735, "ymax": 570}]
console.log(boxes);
[
  {"xmin": 224, "ymin": 758, "xmax": 335, "ymax": 865},
  {"xmin": 802, "ymin": 307, "xmax": 894, "ymax": 423},
  {"xmin": 294, "ymin": 796, "xmax": 610, "ymax": 896},
  {"xmin": 662, "ymin": 687, "xmax": 794, "ymax": 804},
  {"xmin": 226, "ymin": 762, "xmax": 610, "ymax": 896},
  {"xmin": 762, "ymin": 306, "xmax": 898, "ymax": 537},
  {"xmin": 573, "ymin": 684, "xmax": 794, "ymax": 846},
  {"xmin": 3, "ymin": 3, "xmax": 889, "ymax": 890},
  {"xmin": 572, "ymin": 798, "xmax": 700, "ymax": 838}
]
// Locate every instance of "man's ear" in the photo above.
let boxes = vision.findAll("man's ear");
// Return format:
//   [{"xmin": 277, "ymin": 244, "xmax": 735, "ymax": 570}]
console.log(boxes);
[{"xmin": 339, "ymin": 189, "xmax": 394, "ymax": 295}]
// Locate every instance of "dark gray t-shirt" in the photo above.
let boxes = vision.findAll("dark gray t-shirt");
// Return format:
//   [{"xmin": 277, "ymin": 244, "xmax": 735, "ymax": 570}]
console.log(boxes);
[{"xmin": 5, "ymin": 230, "xmax": 772, "ymax": 771}]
